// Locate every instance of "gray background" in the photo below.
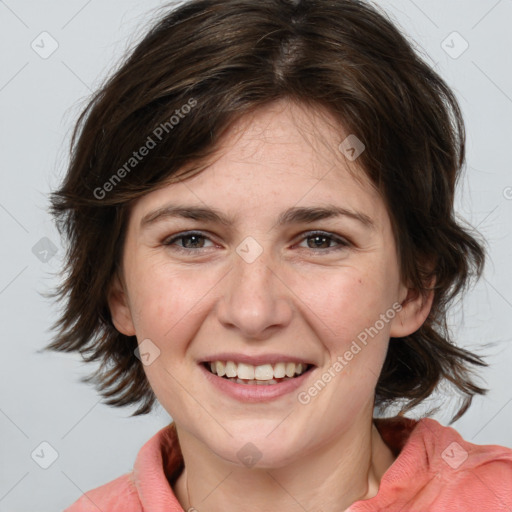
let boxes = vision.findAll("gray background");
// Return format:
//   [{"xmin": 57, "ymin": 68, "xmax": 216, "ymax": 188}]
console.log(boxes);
[{"xmin": 0, "ymin": 1, "xmax": 511, "ymax": 510}]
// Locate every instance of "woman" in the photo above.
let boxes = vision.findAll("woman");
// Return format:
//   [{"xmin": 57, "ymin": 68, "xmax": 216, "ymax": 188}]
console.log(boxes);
[{"xmin": 46, "ymin": 0, "xmax": 512, "ymax": 510}]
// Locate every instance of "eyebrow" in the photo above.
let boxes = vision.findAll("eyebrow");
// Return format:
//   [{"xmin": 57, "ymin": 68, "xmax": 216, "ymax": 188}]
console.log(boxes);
[{"xmin": 140, "ymin": 203, "xmax": 375, "ymax": 230}]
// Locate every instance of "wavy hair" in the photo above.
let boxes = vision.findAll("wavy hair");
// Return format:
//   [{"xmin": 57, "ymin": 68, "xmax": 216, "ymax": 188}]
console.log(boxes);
[{"xmin": 45, "ymin": 0, "xmax": 487, "ymax": 420}]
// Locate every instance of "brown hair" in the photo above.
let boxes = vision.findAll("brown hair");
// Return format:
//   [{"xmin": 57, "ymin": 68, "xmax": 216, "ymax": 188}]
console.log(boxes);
[{"xmin": 45, "ymin": 0, "xmax": 487, "ymax": 420}]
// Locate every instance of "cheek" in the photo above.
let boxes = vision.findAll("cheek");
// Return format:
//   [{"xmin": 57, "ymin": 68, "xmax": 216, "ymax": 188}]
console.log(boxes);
[
  {"xmin": 305, "ymin": 268, "xmax": 395, "ymax": 344},
  {"xmin": 125, "ymin": 259, "xmax": 220, "ymax": 347}
]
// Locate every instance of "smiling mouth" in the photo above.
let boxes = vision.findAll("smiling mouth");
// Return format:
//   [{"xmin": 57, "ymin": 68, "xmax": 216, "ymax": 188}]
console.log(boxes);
[{"xmin": 202, "ymin": 361, "xmax": 315, "ymax": 385}]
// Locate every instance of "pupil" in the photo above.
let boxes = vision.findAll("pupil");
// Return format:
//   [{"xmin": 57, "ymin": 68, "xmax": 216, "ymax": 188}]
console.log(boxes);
[
  {"xmin": 310, "ymin": 235, "xmax": 328, "ymax": 248},
  {"xmin": 185, "ymin": 235, "xmax": 202, "ymax": 248}
]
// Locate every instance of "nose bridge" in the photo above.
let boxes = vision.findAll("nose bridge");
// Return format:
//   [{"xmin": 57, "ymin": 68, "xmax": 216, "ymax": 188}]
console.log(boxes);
[
  {"xmin": 233, "ymin": 236, "xmax": 273, "ymax": 293},
  {"xmin": 217, "ymin": 235, "xmax": 292, "ymax": 337}
]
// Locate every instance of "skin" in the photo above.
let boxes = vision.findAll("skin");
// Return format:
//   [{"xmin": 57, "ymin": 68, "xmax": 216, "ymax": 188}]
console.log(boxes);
[{"xmin": 108, "ymin": 99, "xmax": 434, "ymax": 512}]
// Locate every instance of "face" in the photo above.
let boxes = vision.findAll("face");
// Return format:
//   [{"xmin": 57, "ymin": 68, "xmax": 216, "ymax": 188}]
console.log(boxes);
[{"xmin": 109, "ymin": 99, "xmax": 430, "ymax": 467}]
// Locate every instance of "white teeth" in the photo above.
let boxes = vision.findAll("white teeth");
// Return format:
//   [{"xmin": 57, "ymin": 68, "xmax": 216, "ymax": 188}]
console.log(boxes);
[
  {"xmin": 216, "ymin": 361, "xmax": 226, "ymax": 377},
  {"xmin": 207, "ymin": 360, "xmax": 310, "ymax": 380},
  {"xmin": 256, "ymin": 379, "xmax": 277, "ymax": 385},
  {"xmin": 237, "ymin": 363, "xmax": 255, "ymax": 380},
  {"xmin": 254, "ymin": 364, "xmax": 274, "ymax": 380},
  {"xmin": 285, "ymin": 362, "xmax": 296, "ymax": 378},
  {"xmin": 225, "ymin": 361, "xmax": 237, "ymax": 378},
  {"xmin": 273, "ymin": 362, "xmax": 286, "ymax": 378},
  {"xmin": 234, "ymin": 378, "xmax": 279, "ymax": 385}
]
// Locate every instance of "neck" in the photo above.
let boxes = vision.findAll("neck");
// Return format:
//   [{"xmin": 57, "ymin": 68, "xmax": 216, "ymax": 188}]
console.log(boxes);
[{"xmin": 173, "ymin": 414, "xmax": 395, "ymax": 512}]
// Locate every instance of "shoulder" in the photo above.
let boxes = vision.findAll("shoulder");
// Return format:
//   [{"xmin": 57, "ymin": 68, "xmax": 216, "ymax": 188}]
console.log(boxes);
[
  {"xmin": 417, "ymin": 417, "xmax": 512, "ymax": 471},
  {"xmin": 61, "ymin": 422, "xmax": 182, "ymax": 512},
  {"xmin": 414, "ymin": 417, "xmax": 512, "ymax": 508},
  {"xmin": 63, "ymin": 473, "xmax": 141, "ymax": 512},
  {"xmin": 370, "ymin": 416, "xmax": 512, "ymax": 511}
]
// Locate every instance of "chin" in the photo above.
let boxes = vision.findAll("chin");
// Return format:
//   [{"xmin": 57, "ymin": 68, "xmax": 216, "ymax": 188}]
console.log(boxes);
[
  {"xmin": 209, "ymin": 425, "xmax": 305, "ymax": 469},
  {"xmin": 215, "ymin": 441, "xmax": 300, "ymax": 470}
]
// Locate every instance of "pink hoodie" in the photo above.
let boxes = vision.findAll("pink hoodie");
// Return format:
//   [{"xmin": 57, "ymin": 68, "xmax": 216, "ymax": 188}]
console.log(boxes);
[{"xmin": 63, "ymin": 416, "xmax": 512, "ymax": 511}]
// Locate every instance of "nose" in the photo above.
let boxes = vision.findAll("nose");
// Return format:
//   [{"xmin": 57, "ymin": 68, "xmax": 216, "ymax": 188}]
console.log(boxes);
[{"xmin": 215, "ymin": 241, "xmax": 293, "ymax": 340}]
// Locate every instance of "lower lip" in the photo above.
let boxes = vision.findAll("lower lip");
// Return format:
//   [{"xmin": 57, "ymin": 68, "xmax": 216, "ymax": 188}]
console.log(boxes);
[{"xmin": 199, "ymin": 363, "xmax": 315, "ymax": 403}]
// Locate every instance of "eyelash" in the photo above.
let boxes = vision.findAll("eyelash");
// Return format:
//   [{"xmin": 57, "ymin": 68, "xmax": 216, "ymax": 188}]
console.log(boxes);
[{"xmin": 162, "ymin": 230, "xmax": 351, "ymax": 254}]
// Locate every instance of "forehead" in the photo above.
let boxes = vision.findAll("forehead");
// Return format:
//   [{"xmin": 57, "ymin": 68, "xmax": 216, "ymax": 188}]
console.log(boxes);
[
  {"xmin": 210, "ymin": 100, "xmax": 370, "ymax": 183},
  {"xmin": 131, "ymin": 99, "xmax": 386, "ymax": 229}
]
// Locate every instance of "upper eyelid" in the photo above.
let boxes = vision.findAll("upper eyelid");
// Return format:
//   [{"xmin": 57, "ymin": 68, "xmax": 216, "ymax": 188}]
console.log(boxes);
[{"xmin": 163, "ymin": 230, "xmax": 218, "ymax": 245}]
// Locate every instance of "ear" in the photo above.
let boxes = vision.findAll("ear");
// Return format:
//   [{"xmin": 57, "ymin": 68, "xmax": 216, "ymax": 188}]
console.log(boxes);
[
  {"xmin": 107, "ymin": 271, "xmax": 136, "ymax": 336},
  {"xmin": 389, "ymin": 277, "xmax": 435, "ymax": 338}
]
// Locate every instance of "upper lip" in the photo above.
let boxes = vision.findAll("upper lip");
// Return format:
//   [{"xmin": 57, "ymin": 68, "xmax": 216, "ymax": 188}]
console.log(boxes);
[{"xmin": 199, "ymin": 353, "xmax": 316, "ymax": 367}]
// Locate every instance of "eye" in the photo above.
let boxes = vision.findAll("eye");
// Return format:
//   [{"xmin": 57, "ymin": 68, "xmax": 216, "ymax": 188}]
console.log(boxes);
[
  {"xmin": 162, "ymin": 231, "xmax": 215, "ymax": 252},
  {"xmin": 297, "ymin": 231, "xmax": 350, "ymax": 252},
  {"xmin": 162, "ymin": 230, "xmax": 351, "ymax": 255}
]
